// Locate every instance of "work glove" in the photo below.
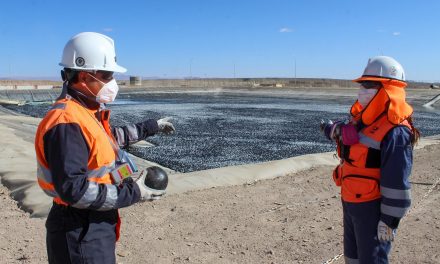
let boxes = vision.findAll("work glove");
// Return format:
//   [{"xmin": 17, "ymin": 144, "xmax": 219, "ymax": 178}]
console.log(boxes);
[
  {"xmin": 377, "ymin": 220, "xmax": 396, "ymax": 243},
  {"xmin": 157, "ymin": 117, "xmax": 176, "ymax": 135},
  {"xmin": 135, "ymin": 170, "xmax": 166, "ymax": 201}
]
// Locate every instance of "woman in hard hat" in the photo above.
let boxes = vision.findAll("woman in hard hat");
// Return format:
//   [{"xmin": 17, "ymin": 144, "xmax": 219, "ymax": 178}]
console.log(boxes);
[
  {"xmin": 35, "ymin": 32, "xmax": 175, "ymax": 264},
  {"xmin": 321, "ymin": 56, "xmax": 419, "ymax": 263}
]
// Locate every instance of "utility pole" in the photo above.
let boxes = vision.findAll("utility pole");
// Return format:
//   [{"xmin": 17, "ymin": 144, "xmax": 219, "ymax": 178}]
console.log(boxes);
[
  {"xmin": 189, "ymin": 58, "xmax": 193, "ymax": 79},
  {"xmin": 8, "ymin": 55, "xmax": 12, "ymax": 80},
  {"xmin": 189, "ymin": 58, "xmax": 193, "ymax": 87},
  {"xmin": 295, "ymin": 59, "xmax": 297, "ymax": 79},
  {"xmin": 293, "ymin": 57, "xmax": 297, "ymax": 87}
]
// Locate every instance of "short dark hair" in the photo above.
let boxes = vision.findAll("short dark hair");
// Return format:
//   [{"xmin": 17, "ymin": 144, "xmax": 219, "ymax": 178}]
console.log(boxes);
[{"xmin": 61, "ymin": 68, "xmax": 80, "ymax": 83}]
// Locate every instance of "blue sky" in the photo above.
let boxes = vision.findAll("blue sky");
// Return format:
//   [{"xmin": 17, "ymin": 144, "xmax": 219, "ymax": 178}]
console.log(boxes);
[{"xmin": 0, "ymin": 0, "xmax": 439, "ymax": 81}]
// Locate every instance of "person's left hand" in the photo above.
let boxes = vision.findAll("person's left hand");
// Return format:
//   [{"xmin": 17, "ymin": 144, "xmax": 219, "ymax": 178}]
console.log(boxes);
[
  {"xmin": 135, "ymin": 170, "xmax": 166, "ymax": 201},
  {"xmin": 157, "ymin": 117, "xmax": 176, "ymax": 135},
  {"xmin": 377, "ymin": 220, "xmax": 396, "ymax": 242}
]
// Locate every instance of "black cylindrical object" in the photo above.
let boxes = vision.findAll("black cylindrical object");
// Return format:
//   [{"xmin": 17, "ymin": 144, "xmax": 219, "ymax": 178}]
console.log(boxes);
[{"xmin": 144, "ymin": 166, "xmax": 168, "ymax": 190}]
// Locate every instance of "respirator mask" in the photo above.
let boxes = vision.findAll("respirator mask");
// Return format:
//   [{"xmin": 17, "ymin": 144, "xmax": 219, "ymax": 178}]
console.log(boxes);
[
  {"xmin": 88, "ymin": 73, "xmax": 119, "ymax": 103},
  {"xmin": 357, "ymin": 87, "xmax": 378, "ymax": 107}
]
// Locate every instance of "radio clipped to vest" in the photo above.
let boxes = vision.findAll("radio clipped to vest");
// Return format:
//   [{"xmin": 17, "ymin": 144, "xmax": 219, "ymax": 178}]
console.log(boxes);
[{"xmin": 110, "ymin": 149, "xmax": 139, "ymax": 185}]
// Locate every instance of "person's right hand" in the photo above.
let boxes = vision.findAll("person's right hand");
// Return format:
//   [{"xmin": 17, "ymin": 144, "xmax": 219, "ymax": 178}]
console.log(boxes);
[{"xmin": 135, "ymin": 170, "xmax": 166, "ymax": 201}]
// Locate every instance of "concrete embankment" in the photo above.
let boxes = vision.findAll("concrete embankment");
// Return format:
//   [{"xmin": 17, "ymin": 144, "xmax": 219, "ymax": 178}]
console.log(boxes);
[
  {"xmin": 1, "ymin": 85, "xmax": 438, "ymax": 106},
  {"xmin": 0, "ymin": 89, "xmax": 60, "ymax": 104}
]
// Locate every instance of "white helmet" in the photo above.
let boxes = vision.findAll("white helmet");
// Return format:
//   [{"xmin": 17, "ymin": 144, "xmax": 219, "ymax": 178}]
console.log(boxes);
[
  {"xmin": 59, "ymin": 32, "xmax": 127, "ymax": 73},
  {"xmin": 354, "ymin": 56, "xmax": 405, "ymax": 82}
]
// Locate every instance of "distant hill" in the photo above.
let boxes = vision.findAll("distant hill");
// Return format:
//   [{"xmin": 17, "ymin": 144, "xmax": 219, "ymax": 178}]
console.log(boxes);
[{"xmin": 0, "ymin": 77, "xmax": 433, "ymax": 90}]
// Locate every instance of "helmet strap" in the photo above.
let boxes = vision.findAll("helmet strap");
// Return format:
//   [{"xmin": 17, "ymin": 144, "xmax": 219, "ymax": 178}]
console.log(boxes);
[{"xmin": 81, "ymin": 81, "xmax": 98, "ymax": 98}]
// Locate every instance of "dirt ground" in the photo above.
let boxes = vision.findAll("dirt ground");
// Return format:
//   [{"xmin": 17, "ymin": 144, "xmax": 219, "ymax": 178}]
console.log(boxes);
[{"xmin": 0, "ymin": 143, "xmax": 438, "ymax": 264}]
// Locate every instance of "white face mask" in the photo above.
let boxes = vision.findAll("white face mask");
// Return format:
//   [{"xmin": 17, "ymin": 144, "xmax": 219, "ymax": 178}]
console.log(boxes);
[
  {"xmin": 357, "ymin": 87, "xmax": 378, "ymax": 107},
  {"xmin": 88, "ymin": 73, "xmax": 119, "ymax": 103}
]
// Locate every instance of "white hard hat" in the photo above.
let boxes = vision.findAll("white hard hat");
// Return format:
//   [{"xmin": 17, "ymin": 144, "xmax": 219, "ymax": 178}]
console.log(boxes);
[
  {"xmin": 354, "ymin": 56, "xmax": 405, "ymax": 82},
  {"xmin": 59, "ymin": 32, "xmax": 127, "ymax": 73}
]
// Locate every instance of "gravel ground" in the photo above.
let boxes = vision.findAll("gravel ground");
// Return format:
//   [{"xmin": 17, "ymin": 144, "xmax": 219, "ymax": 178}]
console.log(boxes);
[{"xmin": 5, "ymin": 91, "xmax": 440, "ymax": 172}]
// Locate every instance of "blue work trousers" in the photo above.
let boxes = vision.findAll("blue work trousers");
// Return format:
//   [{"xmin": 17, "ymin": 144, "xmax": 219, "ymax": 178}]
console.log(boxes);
[
  {"xmin": 342, "ymin": 199, "xmax": 391, "ymax": 264},
  {"xmin": 46, "ymin": 203, "xmax": 118, "ymax": 264}
]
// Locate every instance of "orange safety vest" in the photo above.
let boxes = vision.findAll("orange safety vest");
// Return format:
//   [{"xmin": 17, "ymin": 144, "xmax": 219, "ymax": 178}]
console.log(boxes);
[
  {"xmin": 332, "ymin": 114, "xmax": 411, "ymax": 203},
  {"xmin": 35, "ymin": 97, "xmax": 117, "ymax": 206}
]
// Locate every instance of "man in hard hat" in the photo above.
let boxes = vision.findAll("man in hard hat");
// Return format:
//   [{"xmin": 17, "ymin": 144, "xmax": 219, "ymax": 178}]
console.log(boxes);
[
  {"xmin": 35, "ymin": 32, "xmax": 175, "ymax": 263},
  {"xmin": 321, "ymin": 56, "xmax": 420, "ymax": 263}
]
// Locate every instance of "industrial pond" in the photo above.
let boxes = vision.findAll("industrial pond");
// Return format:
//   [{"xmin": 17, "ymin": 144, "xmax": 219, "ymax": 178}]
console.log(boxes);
[{"xmin": 7, "ymin": 92, "xmax": 440, "ymax": 172}]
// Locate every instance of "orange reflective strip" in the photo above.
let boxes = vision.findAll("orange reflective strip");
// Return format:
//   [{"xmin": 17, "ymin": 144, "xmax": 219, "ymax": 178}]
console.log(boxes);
[
  {"xmin": 88, "ymin": 174, "xmax": 113, "ymax": 184},
  {"xmin": 37, "ymin": 178, "xmax": 55, "ymax": 191},
  {"xmin": 53, "ymin": 197, "xmax": 69, "ymax": 206}
]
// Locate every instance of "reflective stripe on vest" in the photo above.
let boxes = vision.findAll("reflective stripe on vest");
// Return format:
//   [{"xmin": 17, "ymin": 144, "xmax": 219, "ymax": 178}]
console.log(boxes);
[
  {"xmin": 36, "ymin": 161, "xmax": 116, "ymax": 208},
  {"xmin": 358, "ymin": 132, "xmax": 381, "ymax": 150},
  {"xmin": 50, "ymin": 102, "xmax": 66, "ymax": 111},
  {"xmin": 35, "ymin": 99, "xmax": 118, "ymax": 209},
  {"xmin": 380, "ymin": 186, "xmax": 411, "ymax": 200},
  {"xmin": 72, "ymin": 181, "xmax": 119, "ymax": 210},
  {"xmin": 37, "ymin": 161, "xmax": 116, "ymax": 184},
  {"xmin": 338, "ymin": 114, "xmax": 411, "ymax": 203}
]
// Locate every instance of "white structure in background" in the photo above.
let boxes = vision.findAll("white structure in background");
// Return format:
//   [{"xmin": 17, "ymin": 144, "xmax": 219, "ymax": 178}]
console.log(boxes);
[
  {"xmin": 0, "ymin": 85, "xmax": 53, "ymax": 90},
  {"xmin": 129, "ymin": 76, "xmax": 142, "ymax": 86},
  {"xmin": 423, "ymin": 93, "xmax": 440, "ymax": 108},
  {"xmin": 424, "ymin": 83, "xmax": 440, "ymax": 108}
]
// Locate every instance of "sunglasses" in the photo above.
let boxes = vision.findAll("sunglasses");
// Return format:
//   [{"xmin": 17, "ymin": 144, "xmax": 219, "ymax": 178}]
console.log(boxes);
[
  {"xmin": 360, "ymin": 81, "xmax": 382, "ymax": 89},
  {"xmin": 89, "ymin": 71, "xmax": 114, "ymax": 82}
]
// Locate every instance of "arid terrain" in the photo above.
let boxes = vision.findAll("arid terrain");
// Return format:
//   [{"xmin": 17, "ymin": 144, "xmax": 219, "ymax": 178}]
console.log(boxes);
[
  {"xmin": 0, "ymin": 143, "xmax": 439, "ymax": 263},
  {"xmin": 0, "ymin": 86, "xmax": 439, "ymax": 263}
]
